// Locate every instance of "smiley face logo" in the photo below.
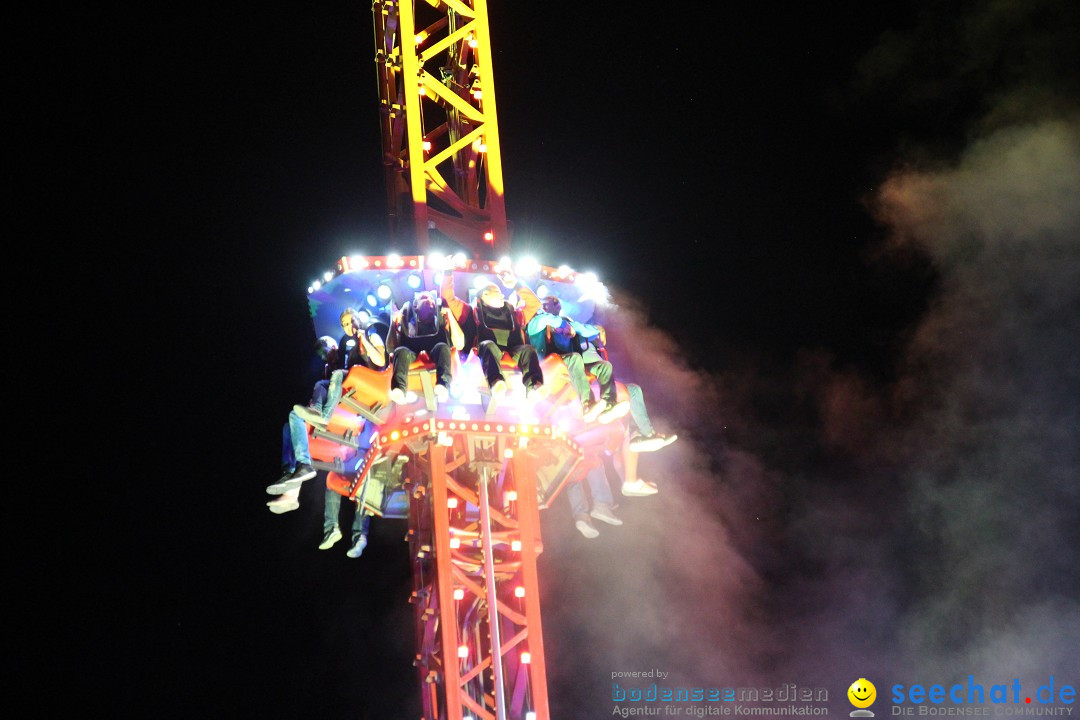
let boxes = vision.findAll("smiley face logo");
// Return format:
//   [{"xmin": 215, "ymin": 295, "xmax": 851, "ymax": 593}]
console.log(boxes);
[{"xmin": 848, "ymin": 679, "xmax": 877, "ymax": 709}]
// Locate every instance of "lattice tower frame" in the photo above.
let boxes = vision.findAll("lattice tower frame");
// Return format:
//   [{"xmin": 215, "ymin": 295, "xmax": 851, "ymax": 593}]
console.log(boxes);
[{"xmin": 373, "ymin": 0, "xmax": 509, "ymax": 256}]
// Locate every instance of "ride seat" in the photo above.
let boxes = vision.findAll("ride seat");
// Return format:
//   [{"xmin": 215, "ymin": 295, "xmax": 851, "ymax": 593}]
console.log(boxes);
[{"xmin": 335, "ymin": 364, "xmax": 392, "ymax": 424}]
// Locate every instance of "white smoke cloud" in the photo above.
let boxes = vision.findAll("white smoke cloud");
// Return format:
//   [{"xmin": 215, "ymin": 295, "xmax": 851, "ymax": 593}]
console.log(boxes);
[
  {"xmin": 540, "ymin": 89, "xmax": 1080, "ymax": 720},
  {"xmin": 873, "ymin": 116, "xmax": 1080, "ymax": 678}
]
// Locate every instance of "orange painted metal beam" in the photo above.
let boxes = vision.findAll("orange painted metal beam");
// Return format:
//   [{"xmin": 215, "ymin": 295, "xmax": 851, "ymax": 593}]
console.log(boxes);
[
  {"xmin": 428, "ymin": 442, "xmax": 464, "ymax": 720},
  {"xmin": 512, "ymin": 450, "xmax": 550, "ymax": 720}
]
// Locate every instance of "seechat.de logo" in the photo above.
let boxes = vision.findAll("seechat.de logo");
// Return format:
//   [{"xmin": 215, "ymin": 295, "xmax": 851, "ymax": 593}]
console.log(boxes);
[{"xmin": 849, "ymin": 679, "xmax": 878, "ymax": 717}]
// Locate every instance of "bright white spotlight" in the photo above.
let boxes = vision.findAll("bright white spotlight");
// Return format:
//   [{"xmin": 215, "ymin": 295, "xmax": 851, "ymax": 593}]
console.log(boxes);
[
  {"xmin": 377, "ymin": 283, "xmax": 393, "ymax": 300},
  {"xmin": 426, "ymin": 252, "xmax": 446, "ymax": 270},
  {"xmin": 557, "ymin": 264, "xmax": 573, "ymax": 277},
  {"xmin": 497, "ymin": 255, "xmax": 512, "ymax": 270},
  {"xmin": 452, "ymin": 252, "xmax": 467, "ymax": 268},
  {"xmin": 356, "ymin": 310, "xmax": 371, "ymax": 323},
  {"xmin": 366, "ymin": 293, "xmax": 378, "ymax": 307},
  {"xmin": 307, "ymin": 286, "xmax": 314, "ymax": 294},
  {"xmin": 348, "ymin": 255, "xmax": 366, "ymax": 269},
  {"xmin": 535, "ymin": 284, "xmax": 548, "ymax": 298},
  {"xmin": 473, "ymin": 275, "xmax": 490, "ymax": 289},
  {"xmin": 577, "ymin": 271, "xmax": 598, "ymax": 286},
  {"xmin": 386, "ymin": 253, "xmax": 404, "ymax": 268},
  {"xmin": 323, "ymin": 271, "xmax": 334, "ymax": 282},
  {"xmin": 407, "ymin": 273, "xmax": 421, "ymax": 289},
  {"xmin": 515, "ymin": 257, "xmax": 540, "ymax": 276},
  {"xmin": 312, "ymin": 280, "xmax": 322, "ymax": 291}
]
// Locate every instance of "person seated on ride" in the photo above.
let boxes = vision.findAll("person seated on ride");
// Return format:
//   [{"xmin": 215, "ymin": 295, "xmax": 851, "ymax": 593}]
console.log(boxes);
[
  {"xmin": 294, "ymin": 308, "xmax": 386, "ymax": 426},
  {"xmin": 267, "ymin": 335, "xmax": 340, "ymax": 511},
  {"xmin": 442, "ymin": 267, "xmax": 544, "ymax": 398},
  {"xmin": 567, "ymin": 455, "xmax": 624, "ymax": 539},
  {"xmin": 386, "ymin": 291, "xmax": 465, "ymax": 405},
  {"xmin": 526, "ymin": 294, "xmax": 627, "ymax": 422},
  {"xmin": 321, "ymin": 454, "xmax": 407, "ymax": 557}
]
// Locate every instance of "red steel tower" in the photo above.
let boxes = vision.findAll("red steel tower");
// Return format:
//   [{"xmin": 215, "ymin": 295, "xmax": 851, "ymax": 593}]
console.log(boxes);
[{"xmin": 293, "ymin": 3, "xmax": 633, "ymax": 719}]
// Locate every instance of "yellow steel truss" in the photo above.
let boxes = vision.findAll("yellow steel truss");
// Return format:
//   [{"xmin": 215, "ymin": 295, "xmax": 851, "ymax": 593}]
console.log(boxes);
[{"xmin": 373, "ymin": 0, "xmax": 508, "ymax": 256}]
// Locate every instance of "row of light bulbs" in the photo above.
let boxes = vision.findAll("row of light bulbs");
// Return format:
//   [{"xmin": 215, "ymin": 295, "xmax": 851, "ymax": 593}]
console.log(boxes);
[{"xmin": 308, "ymin": 254, "xmax": 602, "ymax": 297}]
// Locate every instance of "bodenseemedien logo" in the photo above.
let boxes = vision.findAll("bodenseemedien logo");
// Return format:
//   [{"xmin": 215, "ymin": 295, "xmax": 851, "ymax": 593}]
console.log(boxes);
[{"xmin": 849, "ymin": 679, "xmax": 878, "ymax": 717}]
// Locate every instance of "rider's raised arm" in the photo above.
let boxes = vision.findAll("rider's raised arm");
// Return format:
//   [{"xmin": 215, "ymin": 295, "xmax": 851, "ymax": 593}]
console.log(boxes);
[
  {"xmin": 497, "ymin": 269, "xmax": 541, "ymax": 324},
  {"xmin": 360, "ymin": 330, "xmax": 387, "ymax": 367},
  {"xmin": 385, "ymin": 311, "xmax": 402, "ymax": 353},
  {"xmin": 440, "ymin": 270, "xmax": 467, "ymax": 323}
]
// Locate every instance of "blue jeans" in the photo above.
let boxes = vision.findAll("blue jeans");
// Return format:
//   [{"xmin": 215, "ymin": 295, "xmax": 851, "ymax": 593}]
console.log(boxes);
[
  {"xmin": 283, "ymin": 379, "xmax": 332, "ymax": 469},
  {"xmin": 324, "ymin": 488, "xmax": 371, "ymax": 540},
  {"xmin": 566, "ymin": 463, "xmax": 614, "ymax": 517},
  {"xmin": 320, "ymin": 370, "xmax": 345, "ymax": 421},
  {"xmin": 627, "ymin": 383, "xmax": 655, "ymax": 437},
  {"xmin": 287, "ymin": 410, "xmax": 312, "ymax": 466},
  {"xmin": 311, "ymin": 379, "xmax": 330, "ymax": 412}
]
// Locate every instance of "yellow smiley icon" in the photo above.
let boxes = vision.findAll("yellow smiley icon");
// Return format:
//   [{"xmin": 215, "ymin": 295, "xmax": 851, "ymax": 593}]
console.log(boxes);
[{"xmin": 848, "ymin": 679, "xmax": 876, "ymax": 708}]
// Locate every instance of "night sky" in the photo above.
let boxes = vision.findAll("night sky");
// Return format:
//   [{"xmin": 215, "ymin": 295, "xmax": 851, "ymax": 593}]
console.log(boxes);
[{"xmin": 29, "ymin": 0, "xmax": 1080, "ymax": 716}]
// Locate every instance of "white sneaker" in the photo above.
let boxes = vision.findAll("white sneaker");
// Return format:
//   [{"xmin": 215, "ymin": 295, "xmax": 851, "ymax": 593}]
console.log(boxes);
[
  {"xmin": 621, "ymin": 478, "xmax": 659, "ymax": 496},
  {"xmin": 589, "ymin": 503, "xmax": 623, "ymax": 526},
  {"xmin": 574, "ymin": 517, "xmax": 599, "ymax": 538},
  {"xmin": 267, "ymin": 489, "xmax": 300, "ymax": 514},
  {"xmin": 389, "ymin": 387, "xmax": 408, "ymax": 405},
  {"xmin": 433, "ymin": 384, "xmax": 449, "ymax": 403},
  {"xmin": 319, "ymin": 526, "xmax": 343, "ymax": 550},
  {"xmin": 597, "ymin": 400, "xmax": 631, "ymax": 424},
  {"xmin": 582, "ymin": 400, "xmax": 605, "ymax": 423},
  {"xmin": 346, "ymin": 534, "xmax": 368, "ymax": 558}
]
